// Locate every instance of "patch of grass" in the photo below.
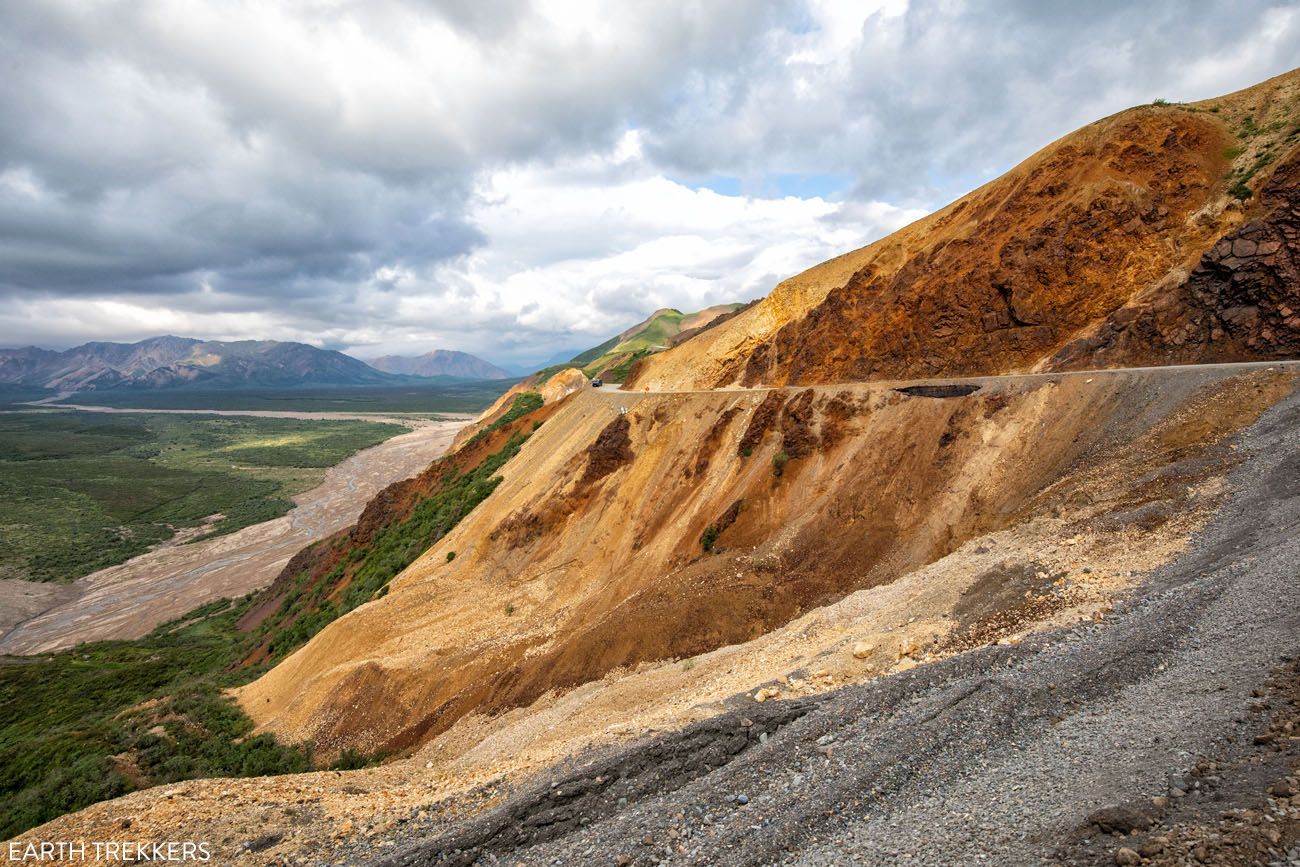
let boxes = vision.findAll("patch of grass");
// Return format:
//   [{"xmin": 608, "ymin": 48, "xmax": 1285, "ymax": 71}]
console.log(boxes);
[
  {"xmin": 577, "ymin": 305, "xmax": 743, "ymax": 378},
  {"xmin": 1226, "ymin": 148, "xmax": 1279, "ymax": 202},
  {"xmin": 772, "ymin": 450, "xmax": 790, "ymax": 477},
  {"xmin": 699, "ymin": 499, "xmax": 744, "ymax": 553},
  {"xmin": 465, "ymin": 392, "xmax": 543, "ymax": 447},
  {"xmin": 0, "ymin": 412, "xmax": 403, "ymax": 582},
  {"xmin": 604, "ymin": 349, "xmax": 652, "ymax": 383},
  {"xmin": 699, "ymin": 525, "xmax": 720, "ymax": 552},
  {"xmin": 328, "ymin": 747, "xmax": 388, "ymax": 771}
]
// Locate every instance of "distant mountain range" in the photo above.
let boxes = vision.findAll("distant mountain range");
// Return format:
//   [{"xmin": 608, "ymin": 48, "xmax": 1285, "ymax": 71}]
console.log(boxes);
[
  {"xmin": 0, "ymin": 336, "xmax": 402, "ymax": 392},
  {"xmin": 365, "ymin": 349, "xmax": 512, "ymax": 380}
]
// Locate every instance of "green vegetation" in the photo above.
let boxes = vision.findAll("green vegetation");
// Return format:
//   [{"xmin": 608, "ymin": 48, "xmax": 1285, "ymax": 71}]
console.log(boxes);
[
  {"xmin": 568, "ymin": 334, "xmax": 621, "ymax": 367},
  {"xmin": 772, "ymin": 450, "xmax": 790, "ymax": 477},
  {"xmin": 0, "ymin": 411, "xmax": 402, "ymax": 582},
  {"xmin": 0, "ymin": 386, "xmax": 55, "ymax": 411},
  {"xmin": 0, "ymin": 596, "xmax": 310, "ymax": 839},
  {"xmin": 248, "ymin": 428, "xmax": 537, "ymax": 662},
  {"xmin": 699, "ymin": 525, "xmax": 720, "ymax": 552},
  {"xmin": 604, "ymin": 349, "xmax": 652, "ymax": 383},
  {"xmin": 465, "ymin": 391, "xmax": 543, "ymax": 447},
  {"xmin": 574, "ymin": 304, "xmax": 743, "ymax": 378},
  {"xmin": 0, "ymin": 419, "xmax": 539, "ymax": 838},
  {"xmin": 1227, "ymin": 147, "xmax": 1278, "ymax": 201},
  {"xmin": 329, "ymin": 747, "xmax": 388, "ymax": 771},
  {"xmin": 699, "ymin": 499, "xmax": 743, "ymax": 553},
  {"xmin": 62, "ymin": 381, "xmax": 514, "ymax": 414},
  {"xmin": 1219, "ymin": 92, "xmax": 1300, "ymax": 203},
  {"xmin": 579, "ymin": 309, "xmax": 684, "ymax": 377}
]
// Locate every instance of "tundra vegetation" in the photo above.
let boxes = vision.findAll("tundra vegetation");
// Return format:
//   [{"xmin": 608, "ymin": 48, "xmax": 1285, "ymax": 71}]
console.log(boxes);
[
  {"xmin": 0, "ymin": 418, "xmax": 538, "ymax": 838},
  {"xmin": 57, "ymin": 379, "xmax": 515, "ymax": 414},
  {"xmin": 0, "ymin": 411, "xmax": 404, "ymax": 583}
]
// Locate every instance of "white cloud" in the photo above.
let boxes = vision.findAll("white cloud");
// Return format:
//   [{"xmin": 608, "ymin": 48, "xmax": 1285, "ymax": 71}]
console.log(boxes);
[
  {"xmin": 0, "ymin": 0, "xmax": 1297, "ymax": 366},
  {"xmin": 345, "ymin": 134, "xmax": 926, "ymax": 363}
]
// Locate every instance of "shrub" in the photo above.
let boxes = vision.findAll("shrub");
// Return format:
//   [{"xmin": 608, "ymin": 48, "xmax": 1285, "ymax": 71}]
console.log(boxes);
[
  {"xmin": 446, "ymin": 551, "xmax": 456, "ymax": 562},
  {"xmin": 699, "ymin": 525, "xmax": 720, "ymax": 552},
  {"xmin": 772, "ymin": 450, "xmax": 789, "ymax": 477},
  {"xmin": 328, "ymin": 747, "xmax": 387, "ymax": 771}
]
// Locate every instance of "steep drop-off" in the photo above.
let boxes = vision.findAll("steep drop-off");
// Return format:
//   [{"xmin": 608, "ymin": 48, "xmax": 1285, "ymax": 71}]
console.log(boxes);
[
  {"xmin": 627, "ymin": 68, "xmax": 1300, "ymax": 390},
  {"xmin": 236, "ymin": 366, "xmax": 1291, "ymax": 757}
]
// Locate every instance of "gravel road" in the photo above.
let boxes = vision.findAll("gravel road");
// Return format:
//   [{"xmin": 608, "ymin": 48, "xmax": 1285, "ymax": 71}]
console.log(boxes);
[{"xmin": 369, "ymin": 383, "xmax": 1300, "ymax": 867}]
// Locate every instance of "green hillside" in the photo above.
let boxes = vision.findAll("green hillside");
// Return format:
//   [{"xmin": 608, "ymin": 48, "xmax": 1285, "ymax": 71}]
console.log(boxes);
[{"xmin": 573, "ymin": 304, "xmax": 743, "ymax": 381}]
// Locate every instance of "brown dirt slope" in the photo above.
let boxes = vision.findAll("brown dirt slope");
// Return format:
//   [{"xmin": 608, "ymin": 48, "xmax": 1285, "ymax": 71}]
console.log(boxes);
[
  {"xmin": 627, "ymin": 67, "xmax": 1300, "ymax": 390},
  {"xmin": 235, "ymin": 366, "xmax": 1292, "ymax": 759}
]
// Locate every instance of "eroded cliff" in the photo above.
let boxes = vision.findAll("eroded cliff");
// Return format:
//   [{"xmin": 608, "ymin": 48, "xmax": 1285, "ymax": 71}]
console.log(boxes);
[{"xmin": 626, "ymin": 68, "xmax": 1300, "ymax": 390}]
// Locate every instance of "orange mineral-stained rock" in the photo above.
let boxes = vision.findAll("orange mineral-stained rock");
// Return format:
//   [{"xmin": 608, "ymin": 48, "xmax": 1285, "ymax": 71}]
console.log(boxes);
[{"xmin": 627, "ymin": 68, "xmax": 1300, "ymax": 391}]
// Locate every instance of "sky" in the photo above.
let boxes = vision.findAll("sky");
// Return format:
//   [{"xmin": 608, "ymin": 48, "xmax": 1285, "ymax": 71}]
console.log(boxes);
[{"xmin": 0, "ymin": 0, "xmax": 1297, "ymax": 368}]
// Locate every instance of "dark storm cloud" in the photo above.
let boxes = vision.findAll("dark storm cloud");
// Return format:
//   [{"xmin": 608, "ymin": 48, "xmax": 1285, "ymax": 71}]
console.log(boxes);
[{"xmin": 0, "ymin": 0, "xmax": 793, "ymax": 303}]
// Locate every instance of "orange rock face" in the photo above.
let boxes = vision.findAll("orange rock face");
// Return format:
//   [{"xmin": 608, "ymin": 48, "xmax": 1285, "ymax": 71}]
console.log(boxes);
[{"xmin": 629, "ymin": 68, "xmax": 1300, "ymax": 390}]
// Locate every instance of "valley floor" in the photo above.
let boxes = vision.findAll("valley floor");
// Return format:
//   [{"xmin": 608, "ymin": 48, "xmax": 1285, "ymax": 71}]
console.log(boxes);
[{"xmin": 0, "ymin": 413, "xmax": 471, "ymax": 655}]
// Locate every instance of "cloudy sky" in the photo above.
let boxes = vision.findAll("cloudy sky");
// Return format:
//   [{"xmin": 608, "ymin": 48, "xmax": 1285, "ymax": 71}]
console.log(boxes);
[{"xmin": 1, "ymin": 0, "xmax": 1297, "ymax": 367}]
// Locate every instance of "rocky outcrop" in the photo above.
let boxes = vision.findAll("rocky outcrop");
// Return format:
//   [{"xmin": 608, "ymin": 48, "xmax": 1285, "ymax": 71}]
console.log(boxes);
[
  {"xmin": 579, "ymin": 416, "xmax": 633, "ymax": 486},
  {"xmin": 1050, "ymin": 146, "xmax": 1300, "ymax": 368}
]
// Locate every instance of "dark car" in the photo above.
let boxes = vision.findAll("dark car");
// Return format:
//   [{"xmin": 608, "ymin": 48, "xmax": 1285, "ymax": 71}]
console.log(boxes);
[{"xmin": 591, "ymin": 378, "xmax": 603, "ymax": 388}]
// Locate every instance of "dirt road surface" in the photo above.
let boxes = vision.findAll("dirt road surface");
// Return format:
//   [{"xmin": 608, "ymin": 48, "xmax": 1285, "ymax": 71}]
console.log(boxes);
[{"xmin": 0, "ymin": 414, "xmax": 470, "ymax": 655}]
